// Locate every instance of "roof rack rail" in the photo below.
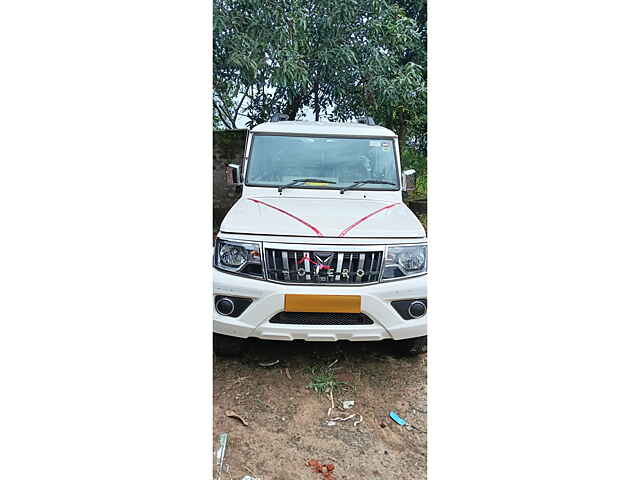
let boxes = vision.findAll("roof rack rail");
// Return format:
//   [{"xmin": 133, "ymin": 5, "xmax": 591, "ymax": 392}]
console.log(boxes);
[
  {"xmin": 270, "ymin": 113, "xmax": 289, "ymax": 122},
  {"xmin": 357, "ymin": 116, "xmax": 376, "ymax": 126}
]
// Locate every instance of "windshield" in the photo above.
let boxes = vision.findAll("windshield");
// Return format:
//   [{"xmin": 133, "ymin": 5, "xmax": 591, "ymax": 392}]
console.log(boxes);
[{"xmin": 245, "ymin": 135, "xmax": 399, "ymax": 190}]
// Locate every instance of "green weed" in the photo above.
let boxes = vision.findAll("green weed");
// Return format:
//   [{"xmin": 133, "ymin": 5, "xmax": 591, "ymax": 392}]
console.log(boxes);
[{"xmin": 306, "ymin": 364, "xmax": 349, "ymax": 394}]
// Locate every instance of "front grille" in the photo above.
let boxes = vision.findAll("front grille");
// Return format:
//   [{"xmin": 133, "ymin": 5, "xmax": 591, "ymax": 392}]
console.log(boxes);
[
  {"xmin": 264, "ymin": 249, "xmax": 384, "ymax": 285},
  {"xmin": 269, "ymin": 312, "xmax": 374, "ymax": 325}
]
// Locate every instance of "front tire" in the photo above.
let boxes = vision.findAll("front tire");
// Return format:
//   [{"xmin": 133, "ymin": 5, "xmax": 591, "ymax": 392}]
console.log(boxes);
[
  {"xmin": 213, "ymin": 333, "xmax": 246, "ymax": 356},
  {"xmin": 392, "ymin": 335, "xmax": 427, "ymax": 357}
]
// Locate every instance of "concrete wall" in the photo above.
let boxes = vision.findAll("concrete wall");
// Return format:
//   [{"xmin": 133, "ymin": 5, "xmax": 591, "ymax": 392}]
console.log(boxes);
[{"xmin": 213, "ymin": 129, "xmax": 247, "ymax": 231}]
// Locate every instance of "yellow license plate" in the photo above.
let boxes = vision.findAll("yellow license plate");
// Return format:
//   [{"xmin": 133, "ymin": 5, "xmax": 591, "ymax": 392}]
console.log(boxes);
[{"xmin": 284, "ymin": 294, "xmax": 361, "ymax": 313}]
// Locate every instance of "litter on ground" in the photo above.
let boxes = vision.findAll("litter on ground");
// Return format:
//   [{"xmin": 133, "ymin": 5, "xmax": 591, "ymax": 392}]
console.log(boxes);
[
  {"xmin": 214, "ymin": 432, "xmax": 228, "ymax": 480},
  {"xmin": 225, "ymin": 409, "xmax": 249, "ymax": 426},
  {"xmin": 307, "ymin": 459, "xmax": 336, "ymax": 479},
  {"xmin": 389, "ymin": 411, "xmax": 425, "ymax": 433},
  {"xmin": 328, "ymin": 413, "xmax": 363, "ymax": 427},
  {"xmin": 389, "ymin": 411, "xmax": 407, "ymax": 426},
  {"xmin": 258, "ymin": 360, "xmax": 280, "ymax": 367}
]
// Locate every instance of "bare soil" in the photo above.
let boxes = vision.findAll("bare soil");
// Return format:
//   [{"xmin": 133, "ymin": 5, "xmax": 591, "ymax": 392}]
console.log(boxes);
[{"xmin": 214, "ymin": 339, "xmax": 427, "ymax": 480}]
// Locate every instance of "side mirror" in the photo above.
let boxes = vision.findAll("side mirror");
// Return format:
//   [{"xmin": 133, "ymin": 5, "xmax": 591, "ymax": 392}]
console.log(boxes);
[
  {"xmin": 402, "ymin": 169, "xmax": 416, "ymax": 192},
  {"xmin": 225, "ymin": 163, "xmax": 242, "ymax": 186}
]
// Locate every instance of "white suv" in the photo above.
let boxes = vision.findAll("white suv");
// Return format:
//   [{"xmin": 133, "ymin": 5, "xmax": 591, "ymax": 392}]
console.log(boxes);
[{"xmin": 213, "ymin": 117, "xmax": 427, "ymax": 356}]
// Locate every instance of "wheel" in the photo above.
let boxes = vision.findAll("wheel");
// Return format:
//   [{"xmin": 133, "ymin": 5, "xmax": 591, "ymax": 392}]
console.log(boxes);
[
  {"xmin": 392, "ymin": 335, "xmax": 427, "ymax": 357},
  {"xmin": 213, "ymin": 333, "xmax": 246, "ymax": 356}
]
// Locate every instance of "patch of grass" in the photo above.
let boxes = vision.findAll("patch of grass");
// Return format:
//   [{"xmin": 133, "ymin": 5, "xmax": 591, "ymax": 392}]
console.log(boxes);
[{"xmin": 306, "ymin": 364, "xmax": 349, "ymax": 394}]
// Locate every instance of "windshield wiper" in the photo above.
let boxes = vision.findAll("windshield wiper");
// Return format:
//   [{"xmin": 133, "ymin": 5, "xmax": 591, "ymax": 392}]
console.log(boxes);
[
  {"xmin": 340, "ymin": 179, "xmax": 396, "ymax": 194},
  {"xmin": 277, "ymin": 178, "xmax": 336, "ymax": 193}
]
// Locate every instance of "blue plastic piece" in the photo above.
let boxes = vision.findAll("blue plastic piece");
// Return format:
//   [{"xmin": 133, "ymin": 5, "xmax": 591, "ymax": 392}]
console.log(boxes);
[{"xmin": 389, "ymin": 411, "xmax": 407, "ymax": 426}]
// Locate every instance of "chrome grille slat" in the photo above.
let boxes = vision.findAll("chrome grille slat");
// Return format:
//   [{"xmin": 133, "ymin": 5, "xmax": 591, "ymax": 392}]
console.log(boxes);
[
  {"xmin": 304, "ymin": 251, "xmax": 311, "ymax": 281},
  {"xmin": 356, "ymin": 253, "xmax": 365, "ymax": 283},
  {"xmin": 271, "ymin": 250, "xmax": 278, "ymax": 280},
  {"xmin": 282, "ymin": 251, "xmax": 290, "ymax": 281},
  {"xmin": 264, "ymin": 248, "xmax": 383, "ymax": 285},
  {"xmin": 370, "ymin": 252, "xmax": 379, "ymax": 283}
]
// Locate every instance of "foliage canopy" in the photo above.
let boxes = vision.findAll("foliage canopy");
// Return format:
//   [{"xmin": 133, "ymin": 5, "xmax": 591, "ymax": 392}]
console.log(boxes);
[{"xmin": 214, "ymin": 0, "xmax": 426, "ymax": 193}]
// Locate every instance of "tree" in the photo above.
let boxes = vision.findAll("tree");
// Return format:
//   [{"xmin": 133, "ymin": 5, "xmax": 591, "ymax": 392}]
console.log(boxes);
[
  {"xmin": 337, "ymin": 0, "xmax": 426, "ymax": 153},
  {"xmin": 213, "ymin": 0, "xmax": 426, "ymax": 132}
]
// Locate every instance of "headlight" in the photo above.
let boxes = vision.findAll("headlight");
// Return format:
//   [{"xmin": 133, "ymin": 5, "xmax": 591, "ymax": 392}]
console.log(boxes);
[
  {"xmin": 382, "ymin": 245, "xmax": 427, "ymax": 281},
  {"xmin": 214, "ymin": 239, "xmax": 263, "ymax": 278}
]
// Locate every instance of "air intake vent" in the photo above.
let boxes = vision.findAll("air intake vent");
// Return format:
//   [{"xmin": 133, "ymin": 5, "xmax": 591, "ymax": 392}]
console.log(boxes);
[{"xmin": 270, "ymin": 312, "xmax": 374, "ymax": 325}]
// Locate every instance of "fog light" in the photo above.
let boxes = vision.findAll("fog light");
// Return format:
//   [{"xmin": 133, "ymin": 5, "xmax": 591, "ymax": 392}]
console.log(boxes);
[
  {"xmin": 391, "ymin": 298, "xmax": 428, "ymax": 320},
  {"xmin": 215, "ymin": 297, "xmax": 235, "ymax": 316},
  {"xmin": 408, "ymin": 300, "xmax": 427, "ymax": 319},
  {"xmin": 214, "ymin": 295, "xmax": 253, "ymax": 318}
]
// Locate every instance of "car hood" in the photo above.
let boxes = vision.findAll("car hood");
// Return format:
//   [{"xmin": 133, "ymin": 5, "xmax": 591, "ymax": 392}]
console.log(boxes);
[{"xmin": 219, "ymin": 196, "xmax": 425, "ymax": 239}]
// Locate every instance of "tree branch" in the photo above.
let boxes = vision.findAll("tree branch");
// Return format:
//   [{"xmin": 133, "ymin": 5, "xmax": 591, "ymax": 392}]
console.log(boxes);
[{"xmin": 213, "ymin": 100, "xmax": 234, "ymax": 129}]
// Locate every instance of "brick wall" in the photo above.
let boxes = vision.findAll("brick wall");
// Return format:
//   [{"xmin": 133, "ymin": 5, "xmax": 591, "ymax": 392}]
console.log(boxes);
[{"xmin": 213, "ymin": 129, "xmax": 247, "ymax": 232}]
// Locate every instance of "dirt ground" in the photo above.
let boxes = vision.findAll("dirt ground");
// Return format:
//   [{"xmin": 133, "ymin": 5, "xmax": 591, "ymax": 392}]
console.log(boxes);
[{"xmin": 213, "ymin": 339, "xmax": 427, "ymax": 480}]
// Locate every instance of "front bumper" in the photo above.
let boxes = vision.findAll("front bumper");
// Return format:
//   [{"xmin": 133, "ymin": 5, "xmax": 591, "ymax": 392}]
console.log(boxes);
[{"xmin": 213, "ymin": 268, "xmax": 427, "ymax": 341}]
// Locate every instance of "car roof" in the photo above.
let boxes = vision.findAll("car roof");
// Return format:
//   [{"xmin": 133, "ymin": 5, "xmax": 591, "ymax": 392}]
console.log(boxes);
[{"xmin": 251, "ymin": 120, "xmax": 397, "ymax": 138}]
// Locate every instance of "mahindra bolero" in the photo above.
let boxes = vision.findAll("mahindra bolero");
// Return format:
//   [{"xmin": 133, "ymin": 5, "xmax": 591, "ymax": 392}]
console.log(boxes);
[{"xmin": 214, "ymin": 117, "xmax": 427, "ymax": 356}]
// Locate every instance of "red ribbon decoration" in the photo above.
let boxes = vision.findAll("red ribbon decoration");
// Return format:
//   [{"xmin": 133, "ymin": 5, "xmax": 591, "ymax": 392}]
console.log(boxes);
[
  {"xmin": 248, "ymin": 198, "xmax": 323, "ymax": 236},
  {"xmin": 296, "ymin": 254, "xmax": 332, "ymax": 270},
  {"xmin": 338, "ymin": 203, "xmax": 401, "ymax": 237}
]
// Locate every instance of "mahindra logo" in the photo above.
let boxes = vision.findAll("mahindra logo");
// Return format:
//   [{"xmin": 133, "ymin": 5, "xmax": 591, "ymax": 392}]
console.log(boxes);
[
  {"xmin": 313, "ymin": 253, "xmax": 335, "ymax": 266},
  {"xmin": 295, "ymin": 253, "xmax": 365, "ymax": 280},
  {"xmin": 296, "ymin": 253, "xmax": 334, "ymax": 276}
]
